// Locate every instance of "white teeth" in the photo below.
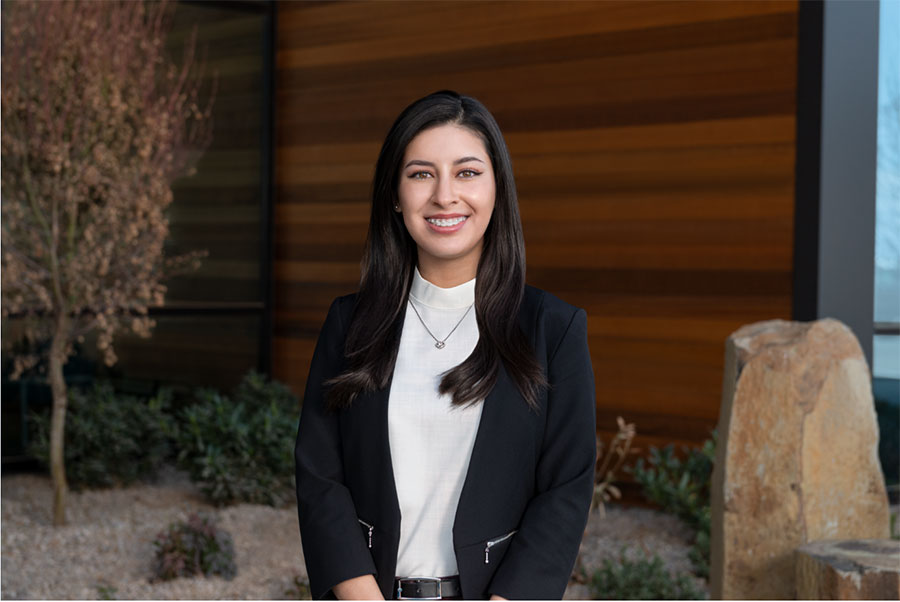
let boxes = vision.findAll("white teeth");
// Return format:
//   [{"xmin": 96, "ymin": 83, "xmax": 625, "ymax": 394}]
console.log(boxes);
[{"xmin": 427, "ymin": 216, "xmax": 467, "ymax": 227}]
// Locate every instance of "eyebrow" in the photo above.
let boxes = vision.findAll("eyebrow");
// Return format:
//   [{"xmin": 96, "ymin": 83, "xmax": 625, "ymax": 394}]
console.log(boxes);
[{"xmin": 403, "ymin": 156, "xmax": 485, "ymax": 169}]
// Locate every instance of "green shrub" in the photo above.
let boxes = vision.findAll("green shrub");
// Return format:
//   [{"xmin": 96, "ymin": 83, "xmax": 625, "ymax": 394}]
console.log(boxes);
[
  {"xmin": 588, "ymin": 546, "xmax": 706, "ymax": 600},
  {"xmin": 27, "ymin": 380, "xmax": 175, "ymax": 490},
  {"xmin": 687, "ymin": 525, "xmax": 710, "ymax": 580},
  {"xmin": 234, "ymin": 369, "xmax": 300, "ymax": 411},
  {"xmin": 152, "ymin": 511, "xmax": 236, "ymax": 581},
  {"xmin": 174, "ymin": 370, "xmax": 299, "ymax": 506},
  {"xmin": 627, "ymin": 431, "xmax": 715, "ymax": 580}
]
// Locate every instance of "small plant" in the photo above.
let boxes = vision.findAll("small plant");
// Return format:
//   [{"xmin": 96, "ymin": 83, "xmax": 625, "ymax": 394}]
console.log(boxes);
[
  {"xmin": 891, "ymin": 509, "xmax": 899, "ymax": 541},
  {"xmin": 95, "ymin": 582, "xmax": 118, "ymax": 600},
  {"xmin": 593, "ymin": 416, "xmax": 641, "ymax": 518},
  {"xmin": 284, "ymin": 575, "xmax": 312, "ymax": 599},
  {"xmin": 175, "ymin": 370, "xmax": 300, "ymax": 506},
  {"xmin": 27, "ymin": 380, "xmax": 175, "ymax": 490},
  {"xmin": 588, "ymin": 546, "xmax": 706, "ymax": 600},
  {"xmin": 152, "ymin": 511, "xmax": 236, "ymax": 581},
  {"xmin": 626, "ymin": 431, "xmax": 716, "ymax": 580}
]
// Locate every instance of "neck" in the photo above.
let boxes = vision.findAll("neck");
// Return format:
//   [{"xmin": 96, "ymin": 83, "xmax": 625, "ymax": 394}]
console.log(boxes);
[{"xmin": 416, "ymin": 256, "xmax": 478, "ymax": 288}]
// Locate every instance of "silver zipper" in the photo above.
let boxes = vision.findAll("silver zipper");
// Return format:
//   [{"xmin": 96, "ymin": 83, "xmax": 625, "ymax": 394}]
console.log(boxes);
[
  {"xmin": 484, "ymin": 529, "xmax": 517, "ymax": 564},
  {"xmin": 358, "ymin": 518, "xmax": 374, "ymax": 549}
]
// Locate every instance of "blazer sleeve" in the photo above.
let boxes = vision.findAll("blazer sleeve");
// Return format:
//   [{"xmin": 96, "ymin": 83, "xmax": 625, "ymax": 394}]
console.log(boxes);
[
  {"xmin": 486, "ymin": 307, "xmax": 597, "ymax": 600},
  {"xmin": 294, "ymin": 296, "xmax": 377, "ymax": 600}
]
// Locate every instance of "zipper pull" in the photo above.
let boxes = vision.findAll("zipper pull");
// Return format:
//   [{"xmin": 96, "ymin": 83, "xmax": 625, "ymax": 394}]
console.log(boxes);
[
  {"xmin": 485, "ymin": 543, "xmax": 490, "ymax": 564},
  {"xmin": 367, "ymin": 525, "xmax": 373, "ymax": 548}
]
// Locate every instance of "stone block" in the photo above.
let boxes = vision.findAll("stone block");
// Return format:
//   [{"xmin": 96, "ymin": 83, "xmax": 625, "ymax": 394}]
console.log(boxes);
[{"xmin": 796, "ymin": 539, "xmax": 900, "ymax": 599}]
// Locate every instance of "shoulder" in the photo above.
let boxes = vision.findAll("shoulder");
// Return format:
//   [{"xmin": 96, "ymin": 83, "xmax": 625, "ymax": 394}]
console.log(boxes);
[
  {"xmin": 522, "ymin": 284, "xmax": 587, "ymax": 361},
  {"xmin": 318, "ymin": 292, "xmax": 359, "ymax": 337},
  {"xmin": 523, "ymin": 284, "xmax": 583, "ymax": 322},
  {"xmin": 332, "ymin": 291, "xmax": 359, "ymax": 317}
]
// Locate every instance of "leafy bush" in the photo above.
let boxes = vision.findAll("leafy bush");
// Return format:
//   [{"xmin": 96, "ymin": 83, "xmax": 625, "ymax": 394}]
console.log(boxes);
[
  {"xmin": 588, "ymin": 546, "xmax": 706, "ymax": 600},
  {"xmin": 234, "ymin": 369, "xmax": 299, "ymax": 411},
  {"xmin": 627, "ymin": 431, "xmax": 716, "ymax": 579},
  {"xmin": 27, "ymin": 380, "xmax": 175, "ymax": 490},
  {"xmin": 152, "ymin": 511, "xmax": 236, "ymax": 581},
  {"xmin": 688, "ymin": 526, "xmax": 710, "ymax": 580},
  {"xmin": 174, "ymin": 370, "xmax": 300, "ymax": 506}
]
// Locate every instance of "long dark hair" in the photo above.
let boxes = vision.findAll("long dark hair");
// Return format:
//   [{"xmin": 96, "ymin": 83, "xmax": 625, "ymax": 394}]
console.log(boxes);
[{"xmin": 324, "ymin": 90, "xmax": 548, "ymax": 412}]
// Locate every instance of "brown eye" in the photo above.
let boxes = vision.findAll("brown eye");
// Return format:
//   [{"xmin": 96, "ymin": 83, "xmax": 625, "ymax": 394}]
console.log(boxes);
[{"xmin": 459, "ymin": 169, "xmax": 480, "ymax": 178}]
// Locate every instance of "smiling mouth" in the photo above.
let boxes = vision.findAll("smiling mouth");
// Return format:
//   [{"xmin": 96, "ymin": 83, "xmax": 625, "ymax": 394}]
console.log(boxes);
[{"xmin": 426, "ymin": 216, "xmax": 468, "ymax": 227}]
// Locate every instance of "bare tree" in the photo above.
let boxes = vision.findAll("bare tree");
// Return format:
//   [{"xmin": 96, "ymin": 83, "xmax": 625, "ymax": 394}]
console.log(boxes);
[{"xmin": 1, "ymin": 0, "xmax": 217, "ymax": 526}]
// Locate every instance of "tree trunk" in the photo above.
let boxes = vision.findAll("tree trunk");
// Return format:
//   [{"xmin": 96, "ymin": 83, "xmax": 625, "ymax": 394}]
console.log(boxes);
[{"xmin": 48, "ymin": 311, "xmax": 71, "ymax": 526}]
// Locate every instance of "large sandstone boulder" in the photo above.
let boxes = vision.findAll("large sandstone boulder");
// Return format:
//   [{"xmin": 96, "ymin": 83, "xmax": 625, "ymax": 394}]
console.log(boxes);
[{"xmin": 710, "ymin": 318, "xmax": 891, "ymax": 599}]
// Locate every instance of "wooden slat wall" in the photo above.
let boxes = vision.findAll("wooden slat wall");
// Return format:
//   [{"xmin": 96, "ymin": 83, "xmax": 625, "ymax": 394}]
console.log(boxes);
[{"xmin": 274, "ymin": 0, "xmax": 797, "ymax": 467}]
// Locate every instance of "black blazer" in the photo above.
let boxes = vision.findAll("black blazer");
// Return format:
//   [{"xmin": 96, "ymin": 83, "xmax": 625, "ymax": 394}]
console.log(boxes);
[{"xmin": 294, "ymin": 284, "xmax": 597, "ymax": 600}]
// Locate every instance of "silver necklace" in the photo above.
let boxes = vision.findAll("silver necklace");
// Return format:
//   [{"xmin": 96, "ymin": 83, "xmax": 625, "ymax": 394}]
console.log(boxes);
[{"xmin": 407, "ymin": 298, "xmax": 474, "ymax": 349}]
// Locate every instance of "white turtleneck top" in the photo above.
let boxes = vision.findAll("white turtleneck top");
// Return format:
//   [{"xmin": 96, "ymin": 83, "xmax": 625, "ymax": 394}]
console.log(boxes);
[{"xmin": 388, "ymin": 265, "xmax": 484, "ymax": 578}]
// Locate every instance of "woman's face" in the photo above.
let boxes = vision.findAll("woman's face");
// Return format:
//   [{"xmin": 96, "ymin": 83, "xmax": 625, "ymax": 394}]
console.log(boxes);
[{"xmin": 396, "ymin": 123, "xmax": 496, "ymax": 279}]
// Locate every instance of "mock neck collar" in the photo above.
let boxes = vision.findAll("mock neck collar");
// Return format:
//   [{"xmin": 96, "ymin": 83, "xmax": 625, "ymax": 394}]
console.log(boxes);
[{"xmin": 409, "ymin": 265, "xmax": 476, "ymax": 309}]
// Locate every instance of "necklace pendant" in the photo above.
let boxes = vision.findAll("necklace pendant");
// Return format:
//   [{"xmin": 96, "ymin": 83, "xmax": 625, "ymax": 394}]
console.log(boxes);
[{"xmin": 435, "ymin": 341, "xmax": 446, "ymax": 349}]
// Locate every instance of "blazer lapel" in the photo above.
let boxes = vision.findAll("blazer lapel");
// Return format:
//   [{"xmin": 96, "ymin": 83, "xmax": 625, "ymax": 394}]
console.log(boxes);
[{"xmin": 370, "ymin": 372, "xmax": 403, "ymax": 529}]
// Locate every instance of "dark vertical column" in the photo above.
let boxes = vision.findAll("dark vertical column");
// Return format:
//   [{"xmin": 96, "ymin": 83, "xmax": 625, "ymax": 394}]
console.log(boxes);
[
  {"xmin": 793, "ymin": 0, "xmax": 823, "ymax": 323},
  {"xmin": 795, "ymin": 0, "xmax": 879, "ymax": 368},
  {"xmin": 819, "ymin": 0, "xmax": 879, "ymax": 367}
]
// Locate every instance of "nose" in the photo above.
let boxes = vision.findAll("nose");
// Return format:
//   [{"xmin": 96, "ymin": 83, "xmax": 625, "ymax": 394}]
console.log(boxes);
[{"xmin": 432, "ymin": 171, "xmax": 457, "ymax": 207}]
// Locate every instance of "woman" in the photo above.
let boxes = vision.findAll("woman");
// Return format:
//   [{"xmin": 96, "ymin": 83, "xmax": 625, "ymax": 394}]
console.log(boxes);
[{"xmin": 294, "ymin": 90, "xmax": 596, "ymax": 600}]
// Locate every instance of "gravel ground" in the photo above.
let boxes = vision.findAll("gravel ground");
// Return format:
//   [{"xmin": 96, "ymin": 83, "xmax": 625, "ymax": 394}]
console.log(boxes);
[
  {"xmin": 565, "ymin": 503, "xmax": 706, "ymax": 600},
  {"xmin": 2, "ymin": 467, "xmax": 707, "ymax": 600}
]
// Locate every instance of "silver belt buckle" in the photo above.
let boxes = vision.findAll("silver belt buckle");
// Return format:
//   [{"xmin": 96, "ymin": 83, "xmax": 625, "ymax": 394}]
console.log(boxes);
[{"xmin": 397, "ymin": 576, "xmax": 442, "ymax": 600}]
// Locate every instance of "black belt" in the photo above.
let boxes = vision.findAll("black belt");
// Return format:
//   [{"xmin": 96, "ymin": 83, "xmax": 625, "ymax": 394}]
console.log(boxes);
[{"xmin": 393, "ymin": 575, "xmax": 461, "ymax": 599}]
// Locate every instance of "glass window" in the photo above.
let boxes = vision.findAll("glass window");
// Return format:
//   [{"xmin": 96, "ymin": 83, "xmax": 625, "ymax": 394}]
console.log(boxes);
[
  {"xmin": 875, "ymin": 0, "xmax": 900, "ymax": 383},
  {"xmin": 77, "ymin": 1, "xmax": 271, "ymax": 392}
]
